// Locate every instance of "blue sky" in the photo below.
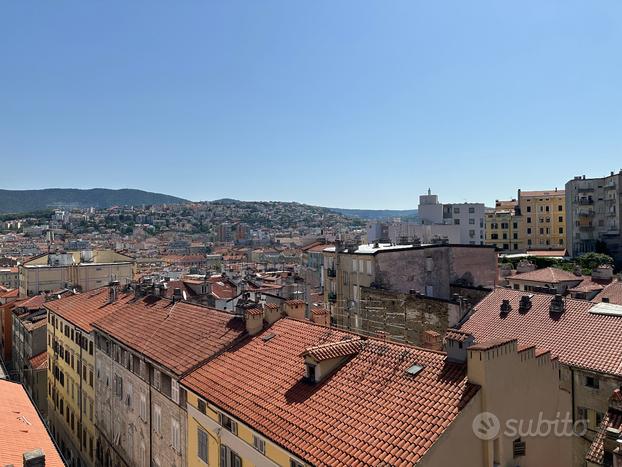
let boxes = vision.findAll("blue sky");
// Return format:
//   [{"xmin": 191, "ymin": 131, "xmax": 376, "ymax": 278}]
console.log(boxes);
[{"xmin": 1, "ymin": 1, "xmax": 621, "ymax": 209}]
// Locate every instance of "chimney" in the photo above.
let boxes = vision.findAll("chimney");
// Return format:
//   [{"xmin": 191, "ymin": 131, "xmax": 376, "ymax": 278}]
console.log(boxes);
[
  {"xmin": 23, "ymin": 449, "xmax": 45, "ymax": 467},
  {"xmin": 603, "ymin": 297, "xmax": 610, "ymax": 303},
  {"xmin": 108, "ymin": 280, "xmax": 120, "ymax": 304},
  {"xmin": 500, "ymin": 299, "xmax": 512, "ymax": 314},
  {"xmin": 519, "ymin": 295, "xmax": 532, "ymax": 313},
  {"xmin": 550, "ymin": 294, "xmax": 565, "ymax": 314},
  {"xmin": 244, "ymin": 308, "xmax": 264, "ymax": 335},
  {"xmin": 172, "ymin": 288, "xmax": 183, "ymax": 303}
]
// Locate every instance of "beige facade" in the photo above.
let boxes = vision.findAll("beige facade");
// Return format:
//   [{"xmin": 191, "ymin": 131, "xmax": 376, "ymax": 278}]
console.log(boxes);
[
  {"xmin": 0, "ymin": 267, "xmax": 19, "ymax": 289},
  {"xmin": 518, "ymin": 189, "xmax": 567, "ymax": 250},
  {"xmin": 485, "ymin": 199, "xmax": 520, "ymax": 252},
  {"xmin": 19, "ymin": 250, "xmax": 135, "ymax": 297}
]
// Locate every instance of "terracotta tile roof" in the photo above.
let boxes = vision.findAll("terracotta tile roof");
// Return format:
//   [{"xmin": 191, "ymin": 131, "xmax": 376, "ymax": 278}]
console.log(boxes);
[
  {"xmin": 586, "ymin": 409, "xmax": 622, "ymax": 463},
  {"xmin": 264, "ymin": 303, "xmax": 280, "ymax": 310},
  {"xmin": 29, "ymin": 351, "xmax": 48, "ymax": 370},
  {"xmin": 568, "ymin": 276, "xmax": 605, "ymax": 294},
  {"xmin": 594, "ymin": 280, "xmax": 622, "ymax": 305},
  {"xmin": 460, "ymin": 288, "xmax": 622, "ymax": 376},
  {"xmin": 182, "ymin": 319, "xmax": 479, "ymax": 466},
  {"xmin": 15, "ymin": 294, "xmax": 46, "ymax": 311},
  {"xmin": 0, "ymin": 288, "xmax": 18, "ymax": 299},
  {"xmin": 245, "ymin": 307, "xmax": 263, "ymax": 316},
  {"xmin": 444, "ymin": 329, "xmax": 473, "ymax": 342},
  {"xmin": 0, "ymin": 379, "xmax": 64, "ymax": 466},
  {"xmin": 301, "ymin": 338, "xmax": 364, "ymax": 361},
  {"xmin": 93, "ymin": 300, "xmax": 246, "ymax": 376},
  {"xmin": 509, "ymin": 267, "xmax": 581, "ymax": 284},
  {"xmin": 44, "ymin": 288, "xmax": 139, "ymax": 333},
  {"xmin": 210, "ymin": 281, "xmax": 236, "ymax": 300},
  {"xmin": 311, "ymin": 306, "xmax": 328, "ymax": 315},
  {"xmin": 468, "ymin": 338, "xmax": 516, "ymax": 351},
  {"xmin": 285, "ymin": 299, "xmax": 305, "ymax": 305}
]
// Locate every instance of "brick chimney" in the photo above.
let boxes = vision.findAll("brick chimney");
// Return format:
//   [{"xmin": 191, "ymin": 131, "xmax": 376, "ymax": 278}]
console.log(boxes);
[
  {"xmin": 23, "ymin": 449, "xmax": 45, "ymax": 467},
  {"xmin": 244, "ymin": 308, "xmax": 264, "ymax": 336}
]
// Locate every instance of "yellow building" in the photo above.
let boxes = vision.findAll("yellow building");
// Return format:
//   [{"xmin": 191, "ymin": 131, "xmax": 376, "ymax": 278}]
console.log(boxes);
[
  {"xmin": 45, "ymin": 289, "xmax": 119, "ymax": 467},
  {"xmin": 485, "ymin": 199, "xmax": 520, "ymax": 252},
  {"xmin": 517, "ymin": 189, "xmax": 567, "ymax": 251},
  {"xmin": 19, "ymin": 250, "xmax": 135, "ymax": 297}
]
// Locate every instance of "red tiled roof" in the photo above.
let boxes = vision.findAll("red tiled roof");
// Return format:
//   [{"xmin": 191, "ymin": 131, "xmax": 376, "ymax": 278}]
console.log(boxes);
[
  {"xmin": 444, "ymin": 329, "xmax": 473, "ymax": 342},
  {"xmin": 0, "ymin": 288, "xmax": 18, "ymax": 299},
  {"xmin": 245, "ymin": 308, "xmax": 263, "ymax": 316},
  {"xmin": 301, "ymin": 338, "xmax": 364, "ymax": 361},
  {"xmin": 509, "ymin": 267, "xmax": 581, "ymax": 284},
  {"xmin": 586, "ymin": 409, "xmax": 622, "ymax": 463},
  {"xmin": 44, "ymin": 288, "xmax": 140, "ymax": 333},
  {"xmin": 15, "ymin": 294, "xmax": 46, "ymax": 310},
  {"xmin": 182, "ymin": 319, "xmax": 479, "ymax": 466},
  {"xmin": 469, "ymin": 338, "xmax": 516, "ymax": 351},
  {"xmin": 594, "ymin": 280, "xmax": 622, "ymax": 305},
  {"xmin": 311, "ymin": 306, "xmax": 328, "ymax": 315},
  {"xmin": 29, "ymin": 351, "xmax": 48, "ymax": 370},
  {"xmin": 568, "ymin": 276, "xmax": 605, "ymax": 294},
  {"xmin": 460, "ymin": 288, "xmax": 622, "ymax": 376},
  {"xmin": 0, "ymin": 380, "xmax": 64, "ymax": 466},
  {"xmin": 93, "ymin": 300, "xmax": 246, "ymax": 376},
  {"xmin": 285, "ymin": 299, "xmax": 305, "ymax": 306}
]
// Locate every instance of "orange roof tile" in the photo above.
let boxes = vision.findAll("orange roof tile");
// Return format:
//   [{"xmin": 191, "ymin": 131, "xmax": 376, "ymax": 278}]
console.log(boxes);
[
  {"xmin": 93, "ymin": 300, "xmax": 246, "ymax": 376},
  {"xmin": 0, "ymin": 380, "xmax": 64, "ymax": 466},
  {"xmin": 509, "ymin": 267, "xmax": 581, "ymax": 284},
  {"xmin": 461, "ymin": 288, "xmax": 622, "ymax": 376},
  {"xmin": 586, "ymin": 409, "xmax": 622, "ymax": 463},
  {"xmin": 301, "ymin": 338, "xmax": 364, "ymax": 361},
  {"xmin": 182, "ymin": 319, "xmax": 479, "ymax": 466},
  {"xmin": 29, "ymin": 351, "xmax": 48, "ymax": 370}
]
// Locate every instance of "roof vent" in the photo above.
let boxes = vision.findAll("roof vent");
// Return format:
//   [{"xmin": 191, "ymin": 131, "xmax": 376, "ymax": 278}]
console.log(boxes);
[
  {"xmin": 500, "ymin": 299, "xmax": 512, "ymax": 314},
  {"xmin": 549, "ymin": 294, "xmax": 565, "ymax": 314},
  {"xmin": 602, "ymin": 297, "xmax": 610, "ymax": 303},
  {"xmin": 519, "ymin": 295, "xmax": 532, "ymax": 312}
]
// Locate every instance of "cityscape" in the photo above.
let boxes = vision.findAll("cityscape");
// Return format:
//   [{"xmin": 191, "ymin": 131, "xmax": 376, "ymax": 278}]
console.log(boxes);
[{"xmin": 2, "ymin": 1, "xmax": 622, "ymax": 467}]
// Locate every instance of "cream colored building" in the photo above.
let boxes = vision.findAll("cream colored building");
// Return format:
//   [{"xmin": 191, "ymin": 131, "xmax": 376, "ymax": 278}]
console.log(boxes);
[
  {"xmin": 485, "ymin": 199, "xmax": 520, "ymax": 252},
  {"xmin": 19, "ymin": 250, "xmax": 135, "ymax": 297}
]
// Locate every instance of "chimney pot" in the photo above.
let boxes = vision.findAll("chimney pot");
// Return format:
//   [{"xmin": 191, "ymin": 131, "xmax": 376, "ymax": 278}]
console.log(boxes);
[{"xmin": 23, "ymin": 449, "xmax": 45, "ymax": 467}]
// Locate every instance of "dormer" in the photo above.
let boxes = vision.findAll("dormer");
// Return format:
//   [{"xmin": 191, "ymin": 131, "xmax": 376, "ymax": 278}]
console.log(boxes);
[{"xmin": 300, "ymin": 338, "xmax": 365, "ymax": 383}]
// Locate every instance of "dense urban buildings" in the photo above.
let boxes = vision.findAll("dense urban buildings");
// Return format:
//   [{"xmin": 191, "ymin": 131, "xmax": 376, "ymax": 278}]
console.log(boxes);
[{"xmin": 0, "ymin": 173, "xmax": 621, "ymax": 467}]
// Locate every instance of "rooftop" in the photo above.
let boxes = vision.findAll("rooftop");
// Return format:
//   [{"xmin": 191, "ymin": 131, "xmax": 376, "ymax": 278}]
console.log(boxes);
[
  {"xmin": 594, "ymin": 280, "xmax": 622, "ymax": 305},
  {"xmin": 509, "ymin": 267, "xmax": 581, "ymax": 284},
  {"xmin": 460, "ymin": 288, "xmax": 622, "ymax": 376},
  {"xmin": 182, "ymin": 319, "xmax": 478, "ymax": 466},
  {"xmin": 0, "ymin": 379, "xmax": 64, "ymax": 466}
]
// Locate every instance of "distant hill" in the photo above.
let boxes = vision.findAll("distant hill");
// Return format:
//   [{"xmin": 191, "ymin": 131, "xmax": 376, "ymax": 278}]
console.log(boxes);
[
  {"xmin": 329, "ymin": 207, "xmax": 418, "ymax": 220},
  {"xmin": 0, "ymin": 188, "xmax": 189, "ymax": 213}
]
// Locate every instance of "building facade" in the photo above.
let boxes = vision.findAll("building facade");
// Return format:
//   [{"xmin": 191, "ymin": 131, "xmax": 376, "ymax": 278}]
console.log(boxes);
[
  {"xmin": 20, "ymin": 250, "xmax": 135, "ymax": 297},
  {"xmin": 566, "ymin": 171, "xmax": 622, "ymax": 268},
  {"xmin": 323, "ymin": 242, "xmax": 497, "ymax": 330},
  {"xmin": 485, "ymin": 199, "xmax": 520, "ymax": 252},
  {"xmin": 517, "ymin": 188, "xmax": 566, "ymax": 250}
]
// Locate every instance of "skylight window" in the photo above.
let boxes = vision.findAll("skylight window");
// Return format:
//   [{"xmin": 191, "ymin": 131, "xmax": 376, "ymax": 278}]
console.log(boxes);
[{"xmin": 406, "ymin": 364, "xmax": 424, "ymax": 376}]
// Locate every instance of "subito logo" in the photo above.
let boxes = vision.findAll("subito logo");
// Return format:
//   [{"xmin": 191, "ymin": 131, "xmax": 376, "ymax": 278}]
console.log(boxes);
[{"xmin": 472, "ymin": 412, "xmax": 501, "ymax": 440}]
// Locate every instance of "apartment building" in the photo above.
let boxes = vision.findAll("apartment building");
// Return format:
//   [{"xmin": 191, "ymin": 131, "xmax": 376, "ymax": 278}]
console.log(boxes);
[
  {"xmin": 45, "ymin": 287, "xmax": 121, "ymax": 466},
  {"xmin": 0, "ymin": 266, "xmax": 19, "ymax": 288},
  {"xmin": 11, "ymin": 295, "xmax": 48, "ymax": 415},
  {"xmin": 485, "ymin": 199, "xmax": 520, "ymax": 252},
  {"xmin": 517, "ymin": 188, "xmax": 566, "ymax": 250},
  {"xmin": 92, "ymin": 285, "xmax": 248, "ymax": 467},
  {"xmin": 181, "ymin": 317, "xmax": 571, "ymax": 467},
  {"xmin": 566, "ymin": 171, "xmax": 622, "ymax": 268},
  {"xmin": 460, "ymin": 288, "xmax": 622, "ymax": 466},
  {"xmin": 20, "ymin": 249, "xmax": 135, "ymax": 297},
  {"xmin": 323, "ymin": 242, "xmax": 497, "ymax": 330},
  {"xmin": 418, "ymin": 190, "xmax": 486, "ymax": 244}
]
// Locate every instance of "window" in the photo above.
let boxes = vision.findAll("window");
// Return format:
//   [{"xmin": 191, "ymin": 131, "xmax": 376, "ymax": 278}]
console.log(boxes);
[
  {"xmin": 585, "ymin": 375, "xmax": 599, "ymax": 389},
  {"xmin": 352, "ymin": 259, "xmax": 357, "ymax": 272},
  {"xmin": 153, "ymin": 369, "xmax": 161, "ymax": 390},
  {"xmin": 197, "ymin": 399, "xmax": 207, "ymax": 414},
  {"xmin": 219, "ymin": 413, "xmax": 238, "ymax": 435},
  {"xmin": 197, "ymin": 428, "xmax": 208, "ymax": 463},
  {"xmin": 126, "ymin": 382, "xmax": 133, "ymax": 407},
  {"xmin": 469, "ymin": 218, "xmax": 475, "ymax": 225},
  {"xmin": 527, "ymin": 228, "xmax": 532, "ymax": 235},
  {"xmin": 89, "ymin": 341, "xmax": 93, "ymax": 355},
  {"xmin": 220, "ymin": 446, "xmax": 242, "ymax": 467},
  {"xmin": 366, "ymin": 261, "xmax": 372, "ymax": 275},
  {"xmin": 558, "ymin": 205, "xmax": 563, "ymax": 211},
  {"xmin": 171, "ymin": 380, "xmax": 180, "ymax": 404},
  {"xmin": 453, "ymin": 219, "xmax": 460, "ymax": 225},
  {"xmin": 577, "ymin": 406, "xmax": 588, "ymax": 422},
  {"xmin": 290, "ymin": 460, "xmax": 305, "ymax": 467},
  {"xmin": 140, "ymin": 394, "xmax": 147, "ymax": 421},
  {"xmin": 527, "ymin": 217, "xmax": 531, "ymax": 224},
  {"xmin": 171, "ymin": 419, "xmax": 181, "ymax": 452},
  {"xmin": 559, "ymin": 227, "xmax": 564, "ymax": 234},
  {"xmin": 253, "ymin": 435, "xmax": 265, "ymax": 454},
  {"xmin": 468, "ymin": 207, "xmax": 475, "ymax": 214},
  {"xmin": 513, "ymin": 438, "xmax": 526, "ymax": 457},
  {"xmin": 558, "ymin": 216, "xmax": 563, "ymax": 222},
  {"xmin": 153, "ymin": 405, "xmax": 162, "ymax": 433}
]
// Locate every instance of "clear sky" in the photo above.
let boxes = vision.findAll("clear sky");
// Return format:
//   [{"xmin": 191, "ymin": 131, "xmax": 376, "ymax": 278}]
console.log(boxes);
[{"xmin": 1, "ymin": 1, "xmax": 621, "ymax": 209}]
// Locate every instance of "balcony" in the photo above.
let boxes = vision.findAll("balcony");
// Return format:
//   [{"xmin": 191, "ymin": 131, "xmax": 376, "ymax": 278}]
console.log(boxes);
[
  {"xmin": 578, "ymin": 198, "xmax": 594, "ymax": 205},
  {"xmin": 605, "ymin": 182, "xmax": 617, "ymax": 190},
  {"xmin": 578, "ymin": 187, "xmax": 594, "ymax": 193},
  {"xmin": 327, "ymin": 268, "xmax": 337, "ymax": 278},
  {"xmin": 328, "ymin": 292, "xmax": 337, "ymax": 303}
]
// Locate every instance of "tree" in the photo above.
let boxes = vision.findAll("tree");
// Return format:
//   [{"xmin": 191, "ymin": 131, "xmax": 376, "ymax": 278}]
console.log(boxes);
[{"xmin": 575, "ymin": 252, "xmax": 614, "ymax": 272}]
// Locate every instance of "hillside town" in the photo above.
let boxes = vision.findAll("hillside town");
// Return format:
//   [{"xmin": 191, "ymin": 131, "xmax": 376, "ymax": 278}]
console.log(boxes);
[{"xmin": 1, "ymin": 169, "xmax": 622, "ymax": 466}]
